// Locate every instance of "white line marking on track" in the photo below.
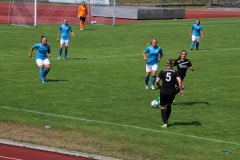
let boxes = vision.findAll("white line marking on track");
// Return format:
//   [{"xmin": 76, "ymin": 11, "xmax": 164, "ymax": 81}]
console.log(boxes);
[
  {"xmin": 1, "ymin": 106, "xmax": 240, "ymax": 146},
  {"xmin": 0, "ymin": 156, "xmax": 22, "ymax": 160}
]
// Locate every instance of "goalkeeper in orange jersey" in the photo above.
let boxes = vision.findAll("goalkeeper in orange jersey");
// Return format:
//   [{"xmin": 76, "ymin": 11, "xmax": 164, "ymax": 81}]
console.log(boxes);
[{"xmin": 78, "ymin": 1, "xmax": 88, "ymax": 31}]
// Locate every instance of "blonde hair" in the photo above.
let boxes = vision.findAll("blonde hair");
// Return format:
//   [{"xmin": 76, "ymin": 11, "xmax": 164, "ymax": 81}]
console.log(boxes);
[
  {"xmin": 147, "ymin": 38, "xmax": 157, "ymax": 46},
  {"xmin": 166, "ymin": 58, "xmax": 173, "ymax": 67}
]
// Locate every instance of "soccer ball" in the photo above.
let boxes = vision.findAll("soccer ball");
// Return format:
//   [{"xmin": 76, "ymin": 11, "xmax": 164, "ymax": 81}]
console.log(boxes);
[{"xmin": 151, "ymin": 100, "xmax": 158, "ymax": 108}]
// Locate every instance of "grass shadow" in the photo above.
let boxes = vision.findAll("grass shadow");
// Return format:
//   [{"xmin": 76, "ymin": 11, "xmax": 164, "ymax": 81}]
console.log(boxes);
[
  {"xmin": 66, "ymin": 57, "xmax": 87, "ymax": 60},
  {"xmin": 169, "ymin": 121, "xmax": 202, "ymax": 127},
  {"xmin": 173, "ymin": 102, "xmax": 210, "ymax": 105},
  {"xmin": 47, "ymin": 79, "xmax": 69, "ymax": 82}
]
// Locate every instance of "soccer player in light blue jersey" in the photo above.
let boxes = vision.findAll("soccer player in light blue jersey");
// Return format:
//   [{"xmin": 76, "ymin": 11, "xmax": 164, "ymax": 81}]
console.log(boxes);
[
  {"xmin": 142, "ymin": 39, "xmax": 163, "ymax": 90},
  {"xmin": 28, "ymin": 36, "xmax": 51, "ymax": 83},
  {"xmin": 57, "ymin": 18, "xmax": 75, "ymax": 60},
  {"xmin": 190, "ymin": 19, "xmax": 204, "ymax": 50}
]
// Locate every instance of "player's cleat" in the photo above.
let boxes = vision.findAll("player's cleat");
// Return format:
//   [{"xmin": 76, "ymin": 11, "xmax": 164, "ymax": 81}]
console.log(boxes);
[
  {"xmin": 58, "ymin": 56, "xmax": 61, "ymax": 59},
  {"xmin": 80, "ymin": 28, "xmax": 83, "ymax": 31},
  {"xmin": 190, "ymin": 48, "xmax": 193, "ymax": 51},
  {"xmin": 161, "ymin": 124, "xmax": 168, "ymax": 128},
  {"xmin": 196, "ymin": 48, "xmax": 198, "ymax": 50},
  {"xmin": 151, "ymin": 85, "xmax": 155, "ymax": 90},
  {"xmin": 44, "ymin": 77, "xmax": 47, "ymax": 82},
  {"xmin": 145, "ymin": 85, "xmax": 149, "ymax": 89}
]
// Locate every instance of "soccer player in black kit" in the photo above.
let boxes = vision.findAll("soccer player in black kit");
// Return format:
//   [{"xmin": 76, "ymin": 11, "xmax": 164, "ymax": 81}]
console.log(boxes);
[
  {"xmin": 174, "ymin": 50, "xmax": 194, "ymax": 94},
  {"xmin": 156, "ymin": 58, "xmax": 184, "ymax": 128}
]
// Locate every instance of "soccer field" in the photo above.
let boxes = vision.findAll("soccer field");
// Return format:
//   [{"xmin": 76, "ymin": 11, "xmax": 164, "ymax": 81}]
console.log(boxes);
[{"xmin": 0, "ymin": 18, "xmax": 240, "ymax": 159}]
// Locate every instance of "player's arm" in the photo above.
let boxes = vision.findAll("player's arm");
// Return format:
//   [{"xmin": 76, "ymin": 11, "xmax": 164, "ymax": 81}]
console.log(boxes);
[
  {"xmin": 28, "ymin": 46, "xmax": 34, "ymax": 58},
  {"xmin": 70, "ymin": 30, "xmax": 75, "ymax": 37},
  {"xmin": 142, "ymin": 52, "xmax": 147, "ymax": 61},
  {"xmin": 189, "ymin": 28, "xmax": 193, "ymax": 36},
  {"xmin": 158, "ymin": 52, "xmax": 163, "ymax": 62},
  {"xmin": 156, "ymin": 77, "xmax": 161, "ymax": 89},
  {"xmin": 190, "ymin": 66, "xmax": 194, "ymax": 71},
  {"xmin": 201, "ymin": 30, "xmax": 204, "ymax": 39},
  {"xmin": 47, "ymin": 47, "xmax": 51, "ymax": 58},
  {"xmin": 57, "ymin": 30, "xmax": 61, "ymax": 42},
  {"xmin": 176, "ymin": 77, "xmax": 184, "ymax": 97}
]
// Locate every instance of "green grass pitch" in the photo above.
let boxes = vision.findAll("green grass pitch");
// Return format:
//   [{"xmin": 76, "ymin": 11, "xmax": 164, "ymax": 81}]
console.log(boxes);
[{"xmin": 0, "ymin": 18, "xmax": 240, "ymax": 159}]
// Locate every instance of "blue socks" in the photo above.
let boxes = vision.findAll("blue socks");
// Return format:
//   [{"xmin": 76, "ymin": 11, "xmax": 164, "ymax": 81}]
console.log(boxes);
[
  {"xmin": 59, "ymin": 48, "xmax": 62, "ymax": 57},
  {"xmin": 190, "ymin": 42, "xmax": 194, "ymax": 50},
  {"xmin": 151, "ymin": 76, "xmax": 156, "ymax": 86},
  {"xmin": 39, "ymin": 69, "xmax": 45, "ymax": 81},
  {"xmin": 44, "ymin": 68, "xmax": 50, "ymax": 77},
  {"xmin": 64, "ymin": 50, "xmax": 68, "ymax": 59},
  {"xmin": 145, "ymin": 76, "xmax": 149, "ymax": 85}
]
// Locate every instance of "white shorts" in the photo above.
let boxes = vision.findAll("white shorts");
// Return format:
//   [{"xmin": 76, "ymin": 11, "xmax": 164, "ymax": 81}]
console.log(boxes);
[
  {"xmin": 146, "ymin": 64, "xmax": 158, "ymax": 72},
  {"xmin": 36, "ymin": 58, "xmax": 50, "ymax": 67},
  {"xmin": 60, "ymin": 39, "xmax": 70, "ymax": 46},
  {"xmin": 192, "ymin": 35, "xmax": 201, "ymax": 42}
]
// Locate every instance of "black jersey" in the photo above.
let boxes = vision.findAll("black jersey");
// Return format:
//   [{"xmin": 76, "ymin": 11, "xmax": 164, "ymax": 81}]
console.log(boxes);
[
  {"xmin": 174, "ymin": 58, "xmax": 192, "ymax": 76},
  {"xmin": 158, "ymin": 68, "xmax": 179, "ymax": 95}
]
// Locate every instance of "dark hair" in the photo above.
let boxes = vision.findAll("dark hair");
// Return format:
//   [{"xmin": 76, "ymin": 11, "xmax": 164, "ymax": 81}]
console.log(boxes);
[
  {"xmin": 40, "ymin": 36, "xmax": 47, "ymax": 42},
  {"xmin": 177, "ymin": 50, "xmax": 187, "ymax": 59},
  {"xmin": 196, "ymin": 19, "xmax": 200, "ymax": 25}
]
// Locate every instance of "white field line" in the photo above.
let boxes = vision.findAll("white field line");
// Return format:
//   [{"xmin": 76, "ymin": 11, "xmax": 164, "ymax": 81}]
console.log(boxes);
[
  {"xmin": 0, "ymin": 48, "xmax": 240, "ymax": 59},
  {"xmin": 0, "ymin": 156, "xmax": 22, "ymax": 160},
  {"xmin": 1, "ymin": 106, "xmax": 240, "ymax": 146}
]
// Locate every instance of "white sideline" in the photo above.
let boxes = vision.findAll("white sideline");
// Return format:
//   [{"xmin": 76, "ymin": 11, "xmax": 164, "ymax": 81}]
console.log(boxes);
[
  {"xmin": 0, "ymin": 156, "xmax": 22, "ymax": 160},
  {"xmin": 0, "ymin": 139, "xmax": 120, "ymax": 160},
  {"xmin": 1, "ymin": 106, "xmax": 240, "ymax": 146}
]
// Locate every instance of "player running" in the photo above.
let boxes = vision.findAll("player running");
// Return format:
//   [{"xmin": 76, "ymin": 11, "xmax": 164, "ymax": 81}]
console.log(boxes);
[
  {"xmin": 174, "ymin": 50, "xmax": 194, "ymax": 94},
  {"xmin": 190, "ymin": 19, "xmax": 204, "ymax": 50},
  {"xmin": 28, "ymin": 36, "xmax": 51, "ymax": 83},
  {"xmin": 142, "ymin": 38, "xmax": 163, "ymax": 90},
  {"xmin": 156, "ymin": 58, "xmax": 183, "ymax": 128},
  {"xmin": 57, "ymin": 18, "xmax": 75, "ymax": 60}
]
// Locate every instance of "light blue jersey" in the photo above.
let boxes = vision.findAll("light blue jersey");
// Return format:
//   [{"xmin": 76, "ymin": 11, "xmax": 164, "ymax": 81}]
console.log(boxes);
[
  {"xmin": 192, "ymin": 23, "xmax": 203, "ymax": 36},
  {"xmin": 144, "ymin": 46, "xmax": 162, "ymax": 65},
  {"xmin": 59, "ymin": 24, "xmax": 72, "ymax": 40},
  {"xmin": 33, "ymin": 43, "xmax": 50, "ymax": 59}
]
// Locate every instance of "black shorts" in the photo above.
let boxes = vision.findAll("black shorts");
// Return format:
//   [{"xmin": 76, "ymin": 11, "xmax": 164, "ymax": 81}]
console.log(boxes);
[
  {"xmin": 175, "ymin": 73, "xmax": 185, "ymax": 86},
  {"xmin": 79, "ymin": 17, "xmax": 86, "ymax": 22},
  {"xmin": 160, "ymin": 93, "xmax": 175, "ymax": 106}
]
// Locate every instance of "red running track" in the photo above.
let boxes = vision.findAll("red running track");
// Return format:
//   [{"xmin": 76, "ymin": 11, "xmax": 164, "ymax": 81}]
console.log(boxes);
[
  {"xmin": 1, "ymin": 2, "xmax": 240, "ymax": 24},
  {"xmin": 0, "ymin": 144, "xmax": 91, "ymax": 160}
]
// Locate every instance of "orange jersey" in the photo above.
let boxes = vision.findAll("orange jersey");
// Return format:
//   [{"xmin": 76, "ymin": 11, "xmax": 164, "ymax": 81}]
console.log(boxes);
[{"xmin": 78, "ymin": 5, "xmax": 88, "ymax": 17}]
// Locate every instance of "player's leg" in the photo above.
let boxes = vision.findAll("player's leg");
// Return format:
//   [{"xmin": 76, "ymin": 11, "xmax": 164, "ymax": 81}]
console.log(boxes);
[
  {"xmin": 80, "ymin": 17, "xmax": 84, "ymax": 30},
  {"xmin": 82, "ymin": 17, "xmax": 86, "ymax": 30},
  {"xmin": 160, "ymin": 94, "xmax": 168, "ymax": 128},
  {"xmin": 43, "ymin": 59, "xmax": 51, "ymax": 81},
  {"xmin": 64, "ymin": 40, "xmax": 69, "ymax": 60},
  {"xmin": 196, "ymin": 36, "xmax": 201, "ymax": 50},
  {"xmin": 190, "ymin": 35, "xmax": 196, "ymax": 50},
  {"xmin": 79, "ymin": 18, "xmax": 81, "ymax": 30},
  {"xmin": 151, "ymin": 64, "xmax": 158, "ymax": 89},
  {"xmin": 36, "ymin": 59, "xmax": 46, "ymax": 83},
  {"xmin": 145, "ymin": 64, "xmax": 151, "ymax": 89},
  {"xmin": 58, "ymin": 40, "xmax": 64, "ymax": 59},
  {"xmin": 166, "ymin": 95, "xmax": 175, "ymax": 124}
]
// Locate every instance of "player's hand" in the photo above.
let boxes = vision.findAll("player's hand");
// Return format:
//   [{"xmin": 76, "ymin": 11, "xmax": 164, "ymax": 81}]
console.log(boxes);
[
  {"xmin": 144, "ymin": 57, "xmax": 147, "ymax": 61},
  {"xmin": 28, "ymin": 54, "xmax": 32, "ymax": 58},
  {"xmin": 57, "ymin": 38, "xmax": 59, "ymax": 42},
  {"xmin": 180, "ymin": 91, "xmax": 184, "ymax": 97},
  {"xmin": 48, "ymin": 53, "xmax": 51, "ymax": 58}
]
